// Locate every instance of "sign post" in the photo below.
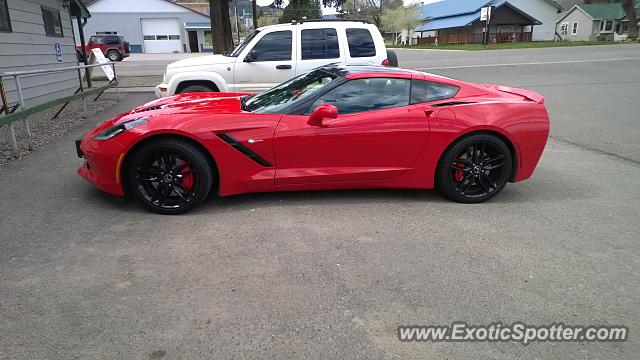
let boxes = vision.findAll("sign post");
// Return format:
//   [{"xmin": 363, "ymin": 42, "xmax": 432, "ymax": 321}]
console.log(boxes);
[{"xmin": 481, "ymin": 6, "xmax": 492, "ymax": 46}]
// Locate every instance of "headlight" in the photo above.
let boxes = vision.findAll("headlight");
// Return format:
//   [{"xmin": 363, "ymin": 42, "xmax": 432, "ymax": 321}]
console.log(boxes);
[{"xmin": 93, "ymin": 118, "xmax": 148, "ymax": 141}]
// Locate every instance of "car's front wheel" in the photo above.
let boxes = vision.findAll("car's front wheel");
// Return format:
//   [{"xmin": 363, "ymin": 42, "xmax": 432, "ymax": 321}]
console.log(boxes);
[
  {"xmin": 436, "ymin": 134, "xmax": 512, "ymax": 203},
  {"xmin": 126, "ymin": 138, "xmax": 214, "ymax": 214}
]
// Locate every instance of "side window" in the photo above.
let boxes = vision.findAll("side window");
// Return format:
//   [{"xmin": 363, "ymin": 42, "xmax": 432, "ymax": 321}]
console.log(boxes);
[
  {"xmin": 301, "ymin": 28, "xmax": 339, "ymax": 60},
  {"xmin": 410, "ymin": 80, "xmax": 459, "ymax": 104},
  {"xmin": 250, "ymin": 30, "xmax": 292, "ymax": 61},
  {"xmin": 105, "ymin": 36, "xmax": 120, "ymax": 45},
  {"xmin": 312, "ymin": 78, "xmax": 410, "ymax": 114},
  {"xmin": 346, "ymin": 28, "xmax": 376, "ymax": 58},
  {"xmin": 0, "ymin": 0, "xmax": 11, "ymax": 32},
  {"xmin": 90, "ymin": 36, "xmax": 104, "ymax": 44},
  {"xmin": 42, "ymin": 6, "xmax": 63, "ymax": 37}
]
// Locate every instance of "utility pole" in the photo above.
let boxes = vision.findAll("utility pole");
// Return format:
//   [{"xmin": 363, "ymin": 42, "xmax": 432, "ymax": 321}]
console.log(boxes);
[
  {"xmin": 234, "ymin": 0, "xmax": 240, "ymax": 44},
  {"xmin": 252, "ymin": 0, "xmax": 258, "ymax": 29}
]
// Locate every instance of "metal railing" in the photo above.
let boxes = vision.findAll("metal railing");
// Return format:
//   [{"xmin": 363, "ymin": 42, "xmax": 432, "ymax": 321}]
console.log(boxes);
[{"xmin": 0, "ymin": 61, "xmax": 119, "ymax": 157}]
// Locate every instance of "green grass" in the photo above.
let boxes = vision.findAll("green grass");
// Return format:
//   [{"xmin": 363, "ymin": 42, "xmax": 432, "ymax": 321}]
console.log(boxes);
[{"xmin": 388, "ymin": 40, "xmax": 623, "ymax": 51}]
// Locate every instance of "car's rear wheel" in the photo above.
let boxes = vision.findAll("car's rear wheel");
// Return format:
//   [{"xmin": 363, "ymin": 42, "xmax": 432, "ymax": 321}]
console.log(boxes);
[
  {"xmin": 179, "ymin": 84, "xmax": 215, "ymax": 93},
  {"xmin": 106, "ymin": 50, "xmax": 120, "ymax": 62},
  {"xmin": 127, "ymin": 138, "xmax": 214, "ymax": 214},
  {"xmin": 436, "ymin": 134, "xmax": 512, "ymax": 203},
  {"xmin": 386, "ymin": 50, "xmax": 398, "ymax": 67}
]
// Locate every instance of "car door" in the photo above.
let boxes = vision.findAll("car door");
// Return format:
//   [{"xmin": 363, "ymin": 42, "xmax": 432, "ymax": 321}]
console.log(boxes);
[
  {"xmin": 273, "ymin": 77, "xmax": 430, "ymax": 186},
  {"xmin": 295, "ymin": 27, "xmax": 344, "ymax": 75},
  {"xmin": 232, "ymin": 30, "xmax": 296, "ymax": 92}
]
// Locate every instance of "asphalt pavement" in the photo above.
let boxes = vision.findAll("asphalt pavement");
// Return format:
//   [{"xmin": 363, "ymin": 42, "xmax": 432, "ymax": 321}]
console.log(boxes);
[{"xmin": 1, "ymin": 45, "xmax": 639, "ymax": 359}]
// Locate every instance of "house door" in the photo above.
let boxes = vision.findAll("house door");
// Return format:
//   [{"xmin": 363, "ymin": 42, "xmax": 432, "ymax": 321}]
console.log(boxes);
[{"xmin": 188, "ymin": 31, "xmax": 199, "ymax": 53}]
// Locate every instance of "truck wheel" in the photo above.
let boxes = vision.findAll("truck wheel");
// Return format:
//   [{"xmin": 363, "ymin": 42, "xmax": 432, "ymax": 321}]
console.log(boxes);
[
  {"xmin": 106, "ymin": 50, "xmax": 120, "ymax": 62},
  {"xmin": 180, "ymin": 84, "xmax": 215, "ymax": 93},
  {"xmin": 386, "ymin": 50, "xmax": 398, "ymax": 67}
]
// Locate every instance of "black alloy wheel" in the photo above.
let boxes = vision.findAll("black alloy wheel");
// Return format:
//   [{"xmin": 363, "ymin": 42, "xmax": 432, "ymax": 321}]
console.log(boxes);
[
  {"xmin": 127, "ymin": 139, "xmax": 214, "ymax": 214},
  {"xmin": 437, "ymin": 134, "xmax": 512, "ymax": 203}
]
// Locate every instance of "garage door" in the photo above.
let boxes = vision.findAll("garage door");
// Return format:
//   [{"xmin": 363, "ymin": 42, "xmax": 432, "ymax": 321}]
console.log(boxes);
[{"xmin": 141, "ymin": 18, "xmax": 182, "ymax": 53}]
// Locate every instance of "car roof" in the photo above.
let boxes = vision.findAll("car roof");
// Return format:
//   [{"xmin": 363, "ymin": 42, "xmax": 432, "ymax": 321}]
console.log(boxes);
[
  {"xmin": 257, "ymin": 19, "xmax": 374, "ymax": 31},
  {"xmin": 317, "ymin": 64, "xmax": 423, "ymax": 79}
]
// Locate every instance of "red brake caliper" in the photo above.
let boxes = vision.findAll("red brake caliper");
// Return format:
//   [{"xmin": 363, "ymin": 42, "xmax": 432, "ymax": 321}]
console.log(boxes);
[
  {"xmin": 453, "ymin": 158, "xmax": 464, "ymax": 182},
  {"xmin": 178, "ymin": 160, "xmax": 194, "ymax": 190}
]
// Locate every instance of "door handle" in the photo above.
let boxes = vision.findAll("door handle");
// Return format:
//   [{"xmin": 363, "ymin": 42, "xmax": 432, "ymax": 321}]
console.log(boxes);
[{"xmin": 276, "ymin": 64, "xmax": 292, "ymax": 70}]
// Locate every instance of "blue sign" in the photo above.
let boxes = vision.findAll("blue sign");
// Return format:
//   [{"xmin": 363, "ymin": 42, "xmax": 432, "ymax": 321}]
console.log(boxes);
[{"xmin": 54, "ymin": 42, "xmax": 63, "ymax": 63}]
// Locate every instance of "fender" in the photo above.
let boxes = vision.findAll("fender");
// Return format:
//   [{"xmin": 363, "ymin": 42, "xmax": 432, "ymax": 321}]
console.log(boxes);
[{"xmin": 168, "ymin": 71, "xmax": 230, "ymax": 94}]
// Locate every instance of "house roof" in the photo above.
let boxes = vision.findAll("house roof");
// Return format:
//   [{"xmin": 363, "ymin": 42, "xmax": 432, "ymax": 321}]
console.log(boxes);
[
  {"xmin": 420, "ymin": 0, "xmax": 562, "ymax": 21},
  {"xmin": 416, "ymin": 1, "xmax": 541, "ymax": 32},
  {"xmin": 580, "ymin": 4, "xmax": 626, "ymax": 20},
  {"xmin": 557, "ymin": 3, "xmax": 631, "ymax": 23}
]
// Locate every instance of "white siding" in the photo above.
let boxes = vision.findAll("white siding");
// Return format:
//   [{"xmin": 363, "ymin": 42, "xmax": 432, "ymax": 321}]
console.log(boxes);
[
  {"xmin": 0, "ymin": 0, "xmax": 79, "ymax": 108},
  {"xmin": 509, "ymin": 0, "xmax": 564, "ymax": 41},
  {"xmin": 75, "ymin": 0, "xmax": 210, "ymax": 53}
]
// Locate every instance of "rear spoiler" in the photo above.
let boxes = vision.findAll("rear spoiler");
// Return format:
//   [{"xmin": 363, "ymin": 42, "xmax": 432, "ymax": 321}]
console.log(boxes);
[{"xmin": 479, "ymin": 84, "xmax": 544, "ymax": 104}]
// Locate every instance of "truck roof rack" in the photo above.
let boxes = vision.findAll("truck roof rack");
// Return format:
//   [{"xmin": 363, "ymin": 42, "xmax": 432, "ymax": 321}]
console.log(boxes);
[{"xmin": 290, "ymin": 19, "xmax": 371, "ymax": 25}]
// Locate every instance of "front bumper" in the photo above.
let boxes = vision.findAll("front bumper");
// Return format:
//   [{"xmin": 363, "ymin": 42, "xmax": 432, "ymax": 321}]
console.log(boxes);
[
  {"xmin": 155, "ymin": 83, "xmax": 170, "ymax": 98},
  {"xmin": 76, "ymin": 133, "xmax": 127, "ymax": 196}
]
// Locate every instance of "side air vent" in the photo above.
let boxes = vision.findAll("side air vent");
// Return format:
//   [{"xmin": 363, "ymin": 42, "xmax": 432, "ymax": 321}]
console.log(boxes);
[
  {"xmin": 133, "ymin": 105, "xmax": 163, "ymax": 113},
  {"xmin": 217, "ymin": 133, "xmax": 273, "ymax": 167},
  {"xmin": 431, "ymin": 101, "xmax": 473, "ymax": 108}
]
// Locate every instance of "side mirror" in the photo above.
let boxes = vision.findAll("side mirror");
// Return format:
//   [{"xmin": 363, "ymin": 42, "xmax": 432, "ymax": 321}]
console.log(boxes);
[
  {"xmin": 308, "ymin": 104, "xmax": 338, "ymax": 127},
  {"xmin": 244, "ymin": 50, "xmax": 257, "ymax": 62}
]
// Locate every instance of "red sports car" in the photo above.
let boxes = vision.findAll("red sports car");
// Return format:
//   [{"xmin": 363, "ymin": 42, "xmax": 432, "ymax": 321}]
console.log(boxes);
[{"xmin": 76, "ymin": 65, "xmax": 549, "ymax": 214}]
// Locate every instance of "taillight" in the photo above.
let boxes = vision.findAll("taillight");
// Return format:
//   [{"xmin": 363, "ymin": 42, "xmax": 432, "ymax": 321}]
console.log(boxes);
[{"xmin": 382, "ymin": 59, "xmax": 390, "ymax": 66}]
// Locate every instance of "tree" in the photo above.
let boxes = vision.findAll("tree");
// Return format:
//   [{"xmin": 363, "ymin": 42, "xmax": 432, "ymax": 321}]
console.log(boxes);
[
  {"xmin": 336, "ymin": 0, "xmax": 403, "ymax": 28},
  {"xmin": 279, "ymin": 0, "xmax": 322, "ymax": 23},
  {"xmin": 209, "ymin": 0, "xmax": 234, "ymax": 54},
  {"xmin": 623, "ymin": 0, "xmax": 638, "ymax": 40},
  {"xmin": 381, "ymin": 4, "xmax": 421, "ymax": 44}
]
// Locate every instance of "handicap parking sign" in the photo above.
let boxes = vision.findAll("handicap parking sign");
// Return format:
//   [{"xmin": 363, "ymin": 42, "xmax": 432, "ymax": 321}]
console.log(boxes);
[{"xmin": 54, "ymin": 42, "xmax": 63, "ymax": 63}]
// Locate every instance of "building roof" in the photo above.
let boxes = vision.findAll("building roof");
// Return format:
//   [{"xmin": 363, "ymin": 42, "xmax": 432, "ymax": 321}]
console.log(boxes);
[
  {"xmin": 420, "ymin": 0, "xmax": 562, "ymax": 21},
  {"xmin": 557, "ymin": 3, "xmax": 632, "ymax": 23},
  {"xmin": 580, "ymin": 4, "xmax": 626, "ymax": 20},
  {"xmin": 416, "ymin": 1, "xmax": 541, "ymax": 32}
]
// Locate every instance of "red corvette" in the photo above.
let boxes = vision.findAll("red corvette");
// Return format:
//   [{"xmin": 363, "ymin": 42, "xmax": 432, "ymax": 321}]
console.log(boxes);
[{"xmin": 76, "ymin": 65, "xmax": 549, "ymax": 214}]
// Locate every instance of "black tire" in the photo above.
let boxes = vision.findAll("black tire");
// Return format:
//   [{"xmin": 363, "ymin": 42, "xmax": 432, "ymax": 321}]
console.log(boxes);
[
  {"xmin": 106, "ymin": 50, "xmax": 121, "ymax": 62},
  {"xmin": 436, "ymin": 134, "xmax": 512, "ymax": 203},
  {"xmin": 179, "ymin": 84, "xmax": 215, "ymax": 93},
  {"xmin": 126, "ymin": 138, "xmax": 214, "ymax": 215},
  {"xmin": 386, "ymin": 50, "xmax": 398, "ymax": 67}
]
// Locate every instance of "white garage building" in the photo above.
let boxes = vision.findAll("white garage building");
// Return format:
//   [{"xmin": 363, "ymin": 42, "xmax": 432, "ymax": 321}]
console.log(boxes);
[{"xmin": 75, "ymin": 0, "xmax": 212, "ymax": 53}]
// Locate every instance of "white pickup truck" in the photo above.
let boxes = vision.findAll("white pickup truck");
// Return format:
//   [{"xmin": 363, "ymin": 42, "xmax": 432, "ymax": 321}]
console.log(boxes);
[{"xmin": 155, "ymin": 20, "xmax": 398, "ymax": 97}]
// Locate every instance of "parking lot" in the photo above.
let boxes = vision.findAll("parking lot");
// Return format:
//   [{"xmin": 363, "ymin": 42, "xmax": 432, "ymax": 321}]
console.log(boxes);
[{"xmin": 1, "ymin": 44, "xmax": 639, "ymax": 359}]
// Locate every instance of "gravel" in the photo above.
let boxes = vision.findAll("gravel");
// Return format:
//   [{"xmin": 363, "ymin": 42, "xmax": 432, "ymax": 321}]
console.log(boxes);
[{"xmin": 0, "ymin": 93, "xmax": 118, "ymax": 166}]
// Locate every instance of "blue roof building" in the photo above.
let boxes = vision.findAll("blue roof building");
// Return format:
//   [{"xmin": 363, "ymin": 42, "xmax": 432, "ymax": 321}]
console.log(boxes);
[{"xmin": 416, "ymin": 0, "xmax": 563, "ymax": 43}]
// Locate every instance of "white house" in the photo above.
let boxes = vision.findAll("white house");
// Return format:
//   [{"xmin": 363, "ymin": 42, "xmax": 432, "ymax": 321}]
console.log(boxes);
[
  {"xmin": 1, "ymin": 0, "xmax": 90, "ymax": 108},
  {"xmin": 507, "ymin": 0, "xmax": 564, "ymax": 40},
  {"xmin": 75, "ymin": 0, "xmax": 212, "ymax": 53}
]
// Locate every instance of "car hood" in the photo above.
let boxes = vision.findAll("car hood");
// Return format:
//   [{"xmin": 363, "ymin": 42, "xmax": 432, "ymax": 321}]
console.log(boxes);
[
  {"xmin": 167, "ymin": 54, "xmax": 236, "ymax": 69},
  {"xmin": 125, "ymin": 92, "xmax": 250, "ymax": 119}
]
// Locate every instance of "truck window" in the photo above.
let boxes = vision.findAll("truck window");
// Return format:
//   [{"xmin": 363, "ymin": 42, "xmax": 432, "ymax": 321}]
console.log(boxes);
[
  {"xmin": 346, "ymin": 28, "xmax": 375, "ymax": 58},
  {"xmin": 301, "ymin": 28, "xmax": 339, "ymax": 60},
  {"xmin": 250, "ymin": 30, "xmax": 292, "ymax": 61}
]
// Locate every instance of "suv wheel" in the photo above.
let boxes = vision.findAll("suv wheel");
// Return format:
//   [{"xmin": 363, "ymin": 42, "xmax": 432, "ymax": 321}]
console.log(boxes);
[
  {"xmin": 179, "ymin": 84, "xmax": 215, "ymax": 93},
  {"xmin": 106, "ymin": 50, "xmax": 120, "ymax": 62}
]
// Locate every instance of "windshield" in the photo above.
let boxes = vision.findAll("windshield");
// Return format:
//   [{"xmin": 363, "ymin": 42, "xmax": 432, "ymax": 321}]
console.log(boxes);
[
  {"xmin": 243, "ymin": 69, "xmax": 338, "ymax": 114},
  {"xmin": 229, "ymin": 29, "xmax": 260, "ymax": 57}
]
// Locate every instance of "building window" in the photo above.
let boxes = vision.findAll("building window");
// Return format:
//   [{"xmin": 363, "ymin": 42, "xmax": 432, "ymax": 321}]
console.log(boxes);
[
  {"xmin": 0, "ymin": 0, "xmax": 11, "ymax": 32},
  {"xmin": 571, "ymin": 22, "xmax": 578, "ymax": 35},
  {"xmin": 560, "ymin": 22, "xmax": 569, "ymax": 35},
  {"xmin": 205, "ymin": 31, "xmax": 212, "ymax": 47},
  {"xmin": 168, "ymin": 35, "xmax": 180, "ymax": 40},
  {"xmin": 600, "ymin": 20, "xmax": 613, "ymax": 33},
  {"xmin": 143, "ymin": 35, "xmax": 155, "ymax": 40},
  {"xmin": 42, "ymin": 6, "xmax": 63, "ymax": 37}
]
